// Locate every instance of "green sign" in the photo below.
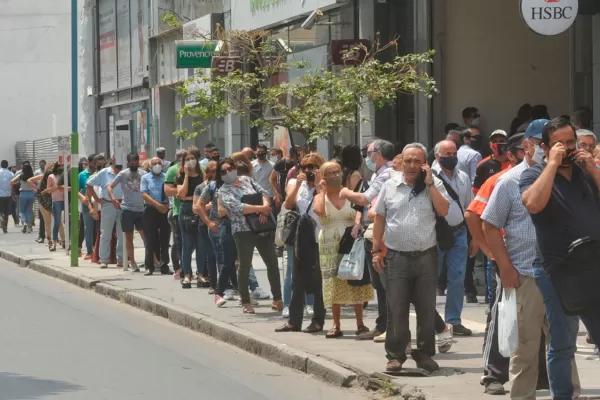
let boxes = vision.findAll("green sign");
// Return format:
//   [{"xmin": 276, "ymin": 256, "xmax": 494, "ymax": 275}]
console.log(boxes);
[
  {"xmin": 175, "ymin": 41, "xmax": 216, "ymax": 69},
  {"xmin": 250, "ymin": 0, "xmax": 286, "ymax": 13}
]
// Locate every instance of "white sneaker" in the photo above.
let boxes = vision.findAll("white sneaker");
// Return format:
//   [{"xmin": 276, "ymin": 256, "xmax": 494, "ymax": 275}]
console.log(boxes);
[
  {"xmin": 223, "ymin": 290, "xmax": 236, "ymax": 301},
  {"xmin": 373, "ymin": 331, "xmax": 386, "ymax": 343},
  {"xmin": 100, "ymin": 263, "xmax": 108, "ymax": 269},
  {"xmin": 436, "ymin": 324, "xmax": 453, "ymax": 354},
  {"xmin": 130, "ymin": 261, "xmax": 139, "ymax": 272},
  {"xmin": 251, "ymin": 287, "xmax": 271, "ymax": 300},
  {"xmin": 305, "ymin": 305, "xmax": 314, "ymax": 317},
  {"xmin": 282, "ymin": 306, "xmax": 290, "ymax": 318}
]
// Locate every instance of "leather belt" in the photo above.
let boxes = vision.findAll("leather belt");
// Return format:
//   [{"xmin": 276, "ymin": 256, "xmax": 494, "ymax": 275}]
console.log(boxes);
[
  {"xmin": 392, "ymin": 246, "xmax": 437, "ymax": 258},
  {"xmin": 449, "ymin": 221, "xmax": 466, "ymax": 233}
]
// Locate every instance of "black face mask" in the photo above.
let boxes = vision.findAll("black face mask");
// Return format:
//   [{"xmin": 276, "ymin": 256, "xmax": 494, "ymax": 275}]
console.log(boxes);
[
  {"xmin": 257, "ymin": 153, "xmax": 267, "ymax": 161},
  {"xmin": 212, "ymin": 156, "xmax": 221, "ymax": 162},
  {"xmin": 306, "ymin": 172, "xmax": 315, "ymax": 183},
  {"xmin": 129, "ymin": 165, "xmax": 139, "ymax": 172}
]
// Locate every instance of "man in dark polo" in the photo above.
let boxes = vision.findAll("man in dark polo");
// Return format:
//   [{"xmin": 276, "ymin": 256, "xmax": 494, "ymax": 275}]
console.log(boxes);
[{"xmin": 520, "ymin": 117, "xmax": 600, "ymax": 399}]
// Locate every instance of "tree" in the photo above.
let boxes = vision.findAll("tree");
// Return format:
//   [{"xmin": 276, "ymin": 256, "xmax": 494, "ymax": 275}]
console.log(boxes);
[{"xmin": 171, "ymin": 21, "xmax": 437, "ymax": 142}]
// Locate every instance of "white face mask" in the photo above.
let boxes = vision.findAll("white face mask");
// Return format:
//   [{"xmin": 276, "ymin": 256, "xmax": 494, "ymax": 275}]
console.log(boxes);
[
  {"xmin": 532, "ymin": 144, "xmax": 545, "ymax": 165},
  {"xmin": 152, "ymin": 165, "xmax": 162, "ymax": 174},
  {"xmin": 470, "ymin": 117, "xmax": 480, "ymax": 126},
  {"xmin": 187, "ymin": 159, "xmax": 197, "ymax": 168}
]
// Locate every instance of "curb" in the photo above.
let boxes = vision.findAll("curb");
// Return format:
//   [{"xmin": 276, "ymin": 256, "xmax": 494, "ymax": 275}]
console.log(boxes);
[{"xmin": 0, "ymin": 251, "xmax": 358, "ymax": 388}]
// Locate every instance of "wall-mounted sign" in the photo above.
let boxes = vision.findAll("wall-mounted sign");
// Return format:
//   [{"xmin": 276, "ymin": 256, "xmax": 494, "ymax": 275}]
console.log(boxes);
[
  {"xmin": 331, "ymin": 39, "xmax": 370, "ymax": 66},
  {"xmin": 175, "ymin": 41, "xmax": 217, "ymax": 69},
  {"xmin": 211, "ymin": 56, "xmax": 243, "ymax": 77},
  {"xmin": 520, "ymin": 0, "xmax": 578, "ymax": 36}
]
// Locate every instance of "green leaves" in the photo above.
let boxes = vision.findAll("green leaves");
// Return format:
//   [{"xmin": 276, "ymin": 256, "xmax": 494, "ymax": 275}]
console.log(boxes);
[{"xmin": 175, "ymin": 30, "xmax": 437, "ymax": 141}]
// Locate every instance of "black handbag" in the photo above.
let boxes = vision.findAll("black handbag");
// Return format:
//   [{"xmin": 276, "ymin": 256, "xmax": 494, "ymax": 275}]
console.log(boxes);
[
  {"xmin": 180, "ymin": 207, "xmax": 200, "ymax": 232},
  {"xmin": 338, "ymin": 226, "xmax": 356, "ymax": 255},
  {"xmin": 351, "ymin": 179, "xmax": 370, "ymax": 213},
  {"xmin": 241, "ymin": 180, "xmax": 276, "ymax": 234},
  {"xmin": 281, "ymin": 209, "xmax": 300, "ymax": 245},
  {"xmin": 549, "ymin": 237, "xmax": 600, "ymax": 316},
  {"xmin": 431, "ymin": 172, "xmax": 460, "ymax": 252}
]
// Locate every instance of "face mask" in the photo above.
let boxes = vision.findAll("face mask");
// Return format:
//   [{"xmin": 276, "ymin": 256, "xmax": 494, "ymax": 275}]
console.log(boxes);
[
  {"xmin": 532, "ymin": 145, "xmax": 545, "ymax": 165},
  {"xmin": 40, "ymin": 165, "xmax": 45, "ymax": 172},
  {"xmin": 439, "ymin": 155, "xmax": 458, "ymax": 170},
  {"xmin": 187, "ymin": 159, "xmax": 197, "ymax": 168},
  {"xmin": 306, "ymin": 172, "xmax": 315, "ymax": 183},
  {"xmin": 152, "ymin": 165, "xmax": 162, "ymax": 174},
  {"xmin": 212, "ymin": 156, "xmax": 221, "ymax": 162},
  {"xmin": 270, "ymin": 156, "xmax": 279, "ymax": 163},
  {"xmin": 471, "ymin": 117, "xmax": 480, "ymax": 126},
  {"xmin": 366, "ymin": 158, "xmax": 377, "ymax": 172},
  {"xmin": 157, "ymin": 154, "xmax": 165, "ymax": 160},
  {"xmin": 325, "ymin": 175, "xmax": 343, "ymax": 188},
  {"xmin": 257, "ymin": 153, "xmax": 267, "ymax": 161},
  {"xmin": 222, "ymin": 170, "xmax": 237, "ymax": 184},
  {"xmin": 470, "ymin": 136, "xmax": 483, "ymax": 150},
  {"xmin": 129, "ymin": 165, "xmax": 139, "ymax": 172},
  {"xmin": 491, "ymin": 143, "xmax": 507, "ymax": 157}
]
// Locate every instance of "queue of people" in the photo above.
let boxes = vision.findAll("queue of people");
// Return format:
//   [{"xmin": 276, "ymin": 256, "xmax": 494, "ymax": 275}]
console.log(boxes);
[{"xmin": 1, "ymin": 106, "xmax": 599, "ymax": 398}]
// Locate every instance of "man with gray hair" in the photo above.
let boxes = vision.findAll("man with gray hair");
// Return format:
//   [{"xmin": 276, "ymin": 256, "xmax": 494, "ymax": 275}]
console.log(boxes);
[
  {"xmin": 576, "ymin": 129, "xmax": 597, "ymax": 156},
  {"xmin": 341, "ymin": 139, "xmax": 394, "ymax": 342},
  {"xmin": 156, "ymin": 147, "xmax": 171, "ymax": 172},
  {"xmin": 372, "ymin": 142, "xmax": 450, "ymax": 373},
  {"xmin": 432, "ymin": 140, "xmax": 473, "ymax": 337}
]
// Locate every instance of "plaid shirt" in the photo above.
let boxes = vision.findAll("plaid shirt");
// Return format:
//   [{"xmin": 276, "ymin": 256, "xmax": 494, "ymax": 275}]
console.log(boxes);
[
  {"xmin": 481, "ymin": 162, "xmax": 536, "ymax": 277},
  {"xmin": 361, "ymin": 162, "xmax": 393, "ymax": 226}
]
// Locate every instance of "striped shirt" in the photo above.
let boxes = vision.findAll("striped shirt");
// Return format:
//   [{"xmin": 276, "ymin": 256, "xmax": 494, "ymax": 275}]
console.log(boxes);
[
  {"xmin": 374, "ymin": 173, "xmax": 450, "ymax": 252},
  {"xmin": 481, "ymin": 162, "xmax": 536, "ymax": 277}
]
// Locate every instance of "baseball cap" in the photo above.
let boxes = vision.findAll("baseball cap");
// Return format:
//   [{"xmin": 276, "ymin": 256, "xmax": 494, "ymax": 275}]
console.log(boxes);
[
  {"xmin": 490, "ymin": 129, "xmax": 508, "ymax": 140},
  {"xmin": 506, "ymin": 133, "xmax": 525, "ymax": 152},
  {"xmin": 525, "ymin": 119, "xmax": 548, "ymax": 140}
]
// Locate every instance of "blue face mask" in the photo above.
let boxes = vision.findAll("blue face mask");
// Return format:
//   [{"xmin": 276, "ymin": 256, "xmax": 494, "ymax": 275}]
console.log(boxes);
[
  {"xmin": 366, "ymin": 158, "xmax": 376, "ymax": 172},
  {"xmin": 222, "ymin": 170, "xmax": 238, "ymax": 184}
]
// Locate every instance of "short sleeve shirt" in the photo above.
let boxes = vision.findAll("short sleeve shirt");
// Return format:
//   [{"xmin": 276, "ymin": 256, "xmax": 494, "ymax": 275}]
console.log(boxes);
[
  {"xmin": 112, "ymin": 169, "xmax": 145, "ymax": 212},
  {"xmin": 252, "ymin": 160, "xmax": 275, "ymax": 197},
  {"xmin": 200, "ymin": 182, "xmax": 223, "ymax": 223},
  {"xmin": 164, "ymin": 163, "xmax": 180, "ymax": 216},
  {"xmin": 219, "ymin": 176, "xmax": 268, "ymax": 234},
  {"xmin": 78, "ymin": 169, "xmax": 92, "ymax": 195},
  {"xmin": 140, "ymin": 172, "xmax": 167, "ymax": 204},
  {"xmin": 467, "ymin": 168, "xmax": 511, "ymax": 217},
  {"xmin": 519, "ymin": 162, "xmax": 600, "ymax": 269}
]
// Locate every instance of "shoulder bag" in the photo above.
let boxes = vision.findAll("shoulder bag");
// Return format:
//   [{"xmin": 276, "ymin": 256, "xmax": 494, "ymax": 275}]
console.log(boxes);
[
  {"xmin": 241, "ymin": 180, "xmax": 276, "ymax": 234},
  {"xmin": 431, "ymin": 171, "xmax": 464, "ymax": 251}
]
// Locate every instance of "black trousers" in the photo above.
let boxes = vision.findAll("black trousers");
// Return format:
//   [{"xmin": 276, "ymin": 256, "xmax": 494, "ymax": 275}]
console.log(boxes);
[
  {"xmin": 168, "ymin": 210, "xmax": 181, "ymax": 272},
  {"xmin": 0, "ymin": 197, "xmax": 11, "ymax": 230},
  {"xmin": 288, "ymin": 243, "xmax": 325, "ymax": 328},
  {"xmin": 38, "ymin": 209, "xmax": 45, "ymax": 239},
  {"xmin": 144, "ymin": 206, "xmax": 170, "ymax": 271},
  {"xmin": 464, "ymin": 253, "xmax": 478, "ymax": 296},
  {"xmin": 365, "ymin": 239, "xmax": 388, "ymax": 333}
]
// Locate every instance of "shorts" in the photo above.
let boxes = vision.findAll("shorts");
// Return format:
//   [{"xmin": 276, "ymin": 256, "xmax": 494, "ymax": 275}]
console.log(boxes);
[{"xmin": 121, "ymin": 209, "xmax": 144, "ymax": 233}]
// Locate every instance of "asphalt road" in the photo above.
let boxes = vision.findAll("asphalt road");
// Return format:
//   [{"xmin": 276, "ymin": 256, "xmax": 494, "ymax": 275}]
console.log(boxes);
[{"xmin": 0, "ymin": 259, "xmax": 368, "ymax": 400}]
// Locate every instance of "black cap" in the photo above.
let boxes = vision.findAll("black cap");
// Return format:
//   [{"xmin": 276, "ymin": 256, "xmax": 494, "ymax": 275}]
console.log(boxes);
[{"xmin": 506, "ymin": 133, "xmax": 525, "ymax": 152}]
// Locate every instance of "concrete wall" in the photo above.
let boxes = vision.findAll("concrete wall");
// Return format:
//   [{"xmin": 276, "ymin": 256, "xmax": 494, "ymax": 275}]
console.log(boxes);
[
  {"xmin": 593, "ymin": 15, "xmax": 600, "ymax": 133},
  {"xmin": 0, "ymin": 0, "xmax": 78, "ymax": 163},
  {"xmin": 441, "ymin": 0, "xmax": 571, "ymax": 134}
]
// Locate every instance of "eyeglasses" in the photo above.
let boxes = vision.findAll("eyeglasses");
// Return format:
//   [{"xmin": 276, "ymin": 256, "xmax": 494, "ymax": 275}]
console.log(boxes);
[
  {"xmin": 300, "ymin": 164, "xmax": 316, "ymax": 170},
  {"xmin": 324, "ymin": 170, "xmax": 341, "ymax": 177},
  {"xmin": 366, "ymin": 149, "xmax": 379, "ymax": 157}
]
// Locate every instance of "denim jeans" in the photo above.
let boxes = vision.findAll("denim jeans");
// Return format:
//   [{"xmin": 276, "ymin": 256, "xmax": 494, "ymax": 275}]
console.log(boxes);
[
  {"xmin": 283, "ymin": 246, "xmax": 314, "ymax": 307},
  {"xmin": 99, "ymin": 202, "xmax": 123, "ymax": 262},
  {"xmin": 437, "ymin": 227, "xmax": 468, "ymax": 325},
  {"xmin": 81, "ymin": 205, "xmax": 95, "ymax": 255},
  {"xmin": 19, "ymin": 191, "xmax": 35, "ymax": 226},
  {"xmin": 534, "ymin": 266, "xmax": 579, "ymax": 400},
  {"xmin": 210, "ymin": 220, "xmax": 238, "ymax": 296},
  {"xmin": 179, "ymin": 203, "xmax": 212, "ymax": 279},
  {"xmin": 198, "ymin": 225, "xmax": 217, "ymax": 287},
  {"xmin": 51, "ymin": 201, "xmax": 65, "ymax": 241}
]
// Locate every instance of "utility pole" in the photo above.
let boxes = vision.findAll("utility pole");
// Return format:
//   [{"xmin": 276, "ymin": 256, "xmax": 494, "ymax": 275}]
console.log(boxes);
[{"xmin": 70, "ymin": 0, "xmax": 80, "ymax": 267}]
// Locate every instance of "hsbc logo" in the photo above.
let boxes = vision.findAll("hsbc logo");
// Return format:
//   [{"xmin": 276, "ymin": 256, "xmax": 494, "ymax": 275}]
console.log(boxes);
[{"xmin": 520, "ymin": 0, "xmax": 578, "ymax": 36}]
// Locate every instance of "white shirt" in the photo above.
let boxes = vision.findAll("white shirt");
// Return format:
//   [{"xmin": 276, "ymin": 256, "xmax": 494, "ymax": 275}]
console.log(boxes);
[
  {"xmin": 0, "ymin": 168, "xmax": 14, "ymax": 197},
  {"xmin": 289, "ymin": 179, "xmax": 321, "ymax": 241},
  {"xmin": 252, "ymin": 159, "xmax": 275, "ymax": 197},
  {"xmin": 432, "ymin": 164, "xmax": 473, "ymax": 227}
]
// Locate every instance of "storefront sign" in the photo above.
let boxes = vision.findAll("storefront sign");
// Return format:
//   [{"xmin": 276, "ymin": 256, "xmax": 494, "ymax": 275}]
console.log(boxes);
[
  {"xmin": 231, "ymin": 0, "xmax": 340, "ymax": 30},
  {"xmin": 331, "ymin": 39, "xmax": 370, "ymax": 66},
  {"xmin": 175, "ymin": 41, "xmax": 217, "ymax": 69},
  {"xmin": 211, "ymin": 56, "xmax": 243, "ymax": 77},
  {"xmin": 520, "ymin": 0, "xmax": 578, "ymax": 36}
]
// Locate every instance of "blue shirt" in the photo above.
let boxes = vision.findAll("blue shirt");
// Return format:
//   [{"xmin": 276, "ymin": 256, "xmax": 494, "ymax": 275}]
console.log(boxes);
[
  {"xmin": 87, "ymin": 167, "xmax": 122, "ymax": 200},
  {"xmin": 141, "ymin": 172, "xmax": 168, "ymax": 204},
  {"xmin": 0, "ymin": 168, "xmax": 15, "ymax": 197},
  {"xmin": 457, "ymin": 144, "xmax": 483, "ymax": 185},
  {"xmin": 78, "ymin": 169, "xmax": 92, "ymax": 195},
  {"xmin": 481, "ymin": 162, "xmax": 536, "ymax": 277}
]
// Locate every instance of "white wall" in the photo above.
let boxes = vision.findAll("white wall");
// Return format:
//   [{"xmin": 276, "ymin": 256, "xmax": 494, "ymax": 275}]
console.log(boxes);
[
  {"xmin": 442, "ymin": 0, "xmax": 571, "ymax": 133},
  {"xmin": 0, "ymin": 0, "xmax": 79, "ymax": 163}
]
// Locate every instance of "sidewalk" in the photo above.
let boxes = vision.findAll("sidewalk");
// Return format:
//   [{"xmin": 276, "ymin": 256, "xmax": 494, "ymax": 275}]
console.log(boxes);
[{"xmin": 1, "ymin": 227, "xmax": 599, "ymax": 399}]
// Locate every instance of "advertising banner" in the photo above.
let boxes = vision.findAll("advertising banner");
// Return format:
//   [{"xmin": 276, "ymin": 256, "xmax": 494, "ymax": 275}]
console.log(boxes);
[
  {"xmin": 117, "ymin": 0, "xmax": 132, "ymax": 88},
  {"xmin": 130, "ymin": 0, "xmax": 148, "ymax": 86},
  {"xmin": 99, "ymin": 0, "xmax": 117, "ymax": 93}
]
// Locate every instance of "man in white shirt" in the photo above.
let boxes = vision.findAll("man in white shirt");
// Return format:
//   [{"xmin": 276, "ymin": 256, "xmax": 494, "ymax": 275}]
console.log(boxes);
[
  {"xmin": 457, "ymin": 127, "xmax": 483, "ymax": 184},
  {"xmin": 432, "ymin": 140, "xmax": 473, "ymax": 336},
  {"xmin": 0, "ymin": 160, "xmax": 15, "ymax": 233}
]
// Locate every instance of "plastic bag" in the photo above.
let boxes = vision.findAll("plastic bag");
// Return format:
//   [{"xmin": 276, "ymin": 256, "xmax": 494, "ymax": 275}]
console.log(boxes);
[
  {"xmin": 337, "ymin": 237, "xmax": 365, "ymax": 280},
  {"xmin": 275, "ymin": 205, "xmax": 287, "ymax": 247},
  {"xmin": 498, "ymin": 288, "xmax": 519, "ymax": 358}
]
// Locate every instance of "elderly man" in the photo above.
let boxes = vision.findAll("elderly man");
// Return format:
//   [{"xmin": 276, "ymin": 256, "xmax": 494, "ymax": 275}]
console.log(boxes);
[
  {"xmin": 156, "ymin": 147, "xmax": 171, "ymax": 172},
  {"xmin": 433, "ymin": 140, "xmax": 473, "ymax": 336},
  {"xmin": 373, "ymin": 143, "xmax": 450, "ymax": 373},
  {"xmin": 141, "ymin": 157, "xmax": 171, "ymax": 276},
  {"xmin": 576, "ymin": 128, "xmax": 596, "ymax": 156},
  {"xmin": 242, "ymin": 147, "xmax": 255, "ymax": 161},
  {"xmin": 341, "ymin": 139, "xmax": 394, "ymax": 342}
]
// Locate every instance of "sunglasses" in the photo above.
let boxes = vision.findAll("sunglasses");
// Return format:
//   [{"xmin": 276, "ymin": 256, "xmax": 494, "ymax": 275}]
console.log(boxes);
[
  {"xmin": 300, "ymin": 164, "xmax": 316, "ymax": 170},
  {"xmin": 220, "ymin": 166, "xmax": 235, "ymax": 174}
]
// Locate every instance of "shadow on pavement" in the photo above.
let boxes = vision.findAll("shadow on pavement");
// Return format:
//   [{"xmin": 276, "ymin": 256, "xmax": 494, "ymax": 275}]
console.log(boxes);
[{"xmin": 0, "ymin": 372, "xmax": 83, "ymax": 400}]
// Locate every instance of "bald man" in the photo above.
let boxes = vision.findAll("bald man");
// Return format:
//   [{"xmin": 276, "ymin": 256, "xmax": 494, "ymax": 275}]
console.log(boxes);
[{"xmin": 241, "ymin": 147, "xmax": 255, "ymax": 161}]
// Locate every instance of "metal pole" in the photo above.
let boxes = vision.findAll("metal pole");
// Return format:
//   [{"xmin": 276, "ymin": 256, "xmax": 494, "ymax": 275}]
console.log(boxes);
[{"xmin": 70, "ymin": 0, "xmax": 80, "ymax": 267}]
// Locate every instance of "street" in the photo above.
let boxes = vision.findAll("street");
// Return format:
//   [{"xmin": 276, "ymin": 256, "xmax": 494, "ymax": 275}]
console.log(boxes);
[{"xmin": 0, "ymin": 259, "xmax": 368, "ymax": 400}]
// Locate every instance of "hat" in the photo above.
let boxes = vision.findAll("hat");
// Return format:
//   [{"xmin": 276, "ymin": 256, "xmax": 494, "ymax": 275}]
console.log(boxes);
[
  {"xmin": 156, "ymin": 147, "xmax": 166, "ymax": 153},
  {"xmin": 525, "ymin": 119, "xmax": 548, "ymax": 140},
  {"xmin": 490, "ymin": 129, "xmax": 508, "ymax": 139},
  {"xmin": 507, "ymin": 133, "xmax": 525, "ymax": 152}
]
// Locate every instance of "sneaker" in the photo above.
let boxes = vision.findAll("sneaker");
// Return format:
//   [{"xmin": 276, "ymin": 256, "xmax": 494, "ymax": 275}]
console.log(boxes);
[
  {"xmin": 223, "ymin": 290, "xmax": 236, "ymax": 301},
  {"xmin": 466, "ymin": 294, "xmax": 478, "ymax": 303},
  {"xmin": 251, "ymin": 287, "xmax": 271, "ymax": 300},
  {"xmin": 173, "ymin": 270, "xmax": 181, "ymax": 280},
  {"xmin": 373, "ymin": 331, "xmax": 387, "ymax": 343},
  {"xmin": 437, "ymin": 324, "xmax": 453, "ymax": 353},
  {"xmin": 452, "ymin": 324, "xmax": 472, "ymax": 337},
  {"xmin": 100, "ymin": 263, "xmax": 108, "ymax": 269},
  {"xmin": 214, "ymin": 295, "xmax": 227, "ymax": 308},
  {"xmin": 182, "ymin": 278, "xmax": 192, "ymax": 289},
  {"xmin": 484, "ymin": 382, "xmax": 506, "ymax": 395},
  {"xmin": 282, "ymin": 306, "xmax": 290, "ymax": 318},
  {"xmin": 405, "ymin": 341, "xmax": 412, "ymax": 355},
  {"xmin": 239, "ymin": 298, "xmax": 259, "ymax": 306},
  {"xmin": 356, "ymin": 329, "xmax": 382, "ymax": 341},
  {"xmin": 242, "ymin": 304, "xmax": 255, "ymax": 314},
  {"xmin": 386, "ymin": 359, "xmax": 402, "ymax": 372},
  {"xmin": 208, "ymin": 288, "xmax": 216, "ymax": 295},
  {"xmin": 26, "ymin": 226, "xmax": 32, "ymax": 234},
  {"xmin": 305, "ymin": 305, "xmax": 314, "ymax": 317},
  {"xmin": 21, "ymin": 225, "xmax": 27, "ymax": 234},
  {"xmin": 130, "ymin": 262, "xmax": 139, "ymax": 273}
]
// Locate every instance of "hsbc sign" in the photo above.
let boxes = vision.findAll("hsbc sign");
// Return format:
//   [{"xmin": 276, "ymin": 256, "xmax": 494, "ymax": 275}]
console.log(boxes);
[{"xmin": 520, "ymin": 0, "xmax": 578, "ymax": 36}]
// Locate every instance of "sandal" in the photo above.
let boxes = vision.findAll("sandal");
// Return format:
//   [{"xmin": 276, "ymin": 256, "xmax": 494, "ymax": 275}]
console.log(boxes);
[
  {"xmin": 356, "ymin": 325, "xmax": 370, "ymax": 336},
  {"xmin": 271, "ymin": 300, "xmax": 283, "ymax": 312},
  {"xmin": 326, "ymin": 327, "xmax": 343, "ymax": 339},
  {"xmin": 242, "ymin": 304, "xmax": 255, "ymax": 314}
]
